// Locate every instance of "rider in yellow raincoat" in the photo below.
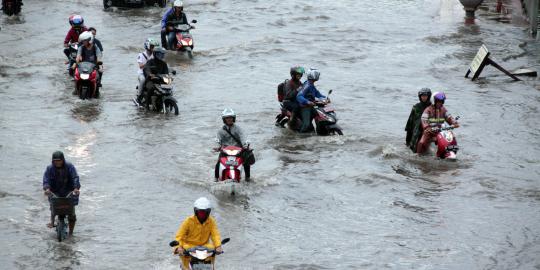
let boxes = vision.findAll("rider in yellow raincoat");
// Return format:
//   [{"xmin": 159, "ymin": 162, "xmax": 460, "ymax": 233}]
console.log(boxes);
[{"xmin": 173, "ymin": 197, "xmax": 222, "ymax": 269}]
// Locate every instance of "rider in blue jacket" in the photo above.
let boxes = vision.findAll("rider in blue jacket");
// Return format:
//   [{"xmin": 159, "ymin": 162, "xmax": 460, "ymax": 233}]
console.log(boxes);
[
  {"xmin": 296, "ymin": 68, "xmax": 325, "ymax": 132},
  {"xmin": 160, "ymin": 5, "xmax": 174, "ymax": 49}
]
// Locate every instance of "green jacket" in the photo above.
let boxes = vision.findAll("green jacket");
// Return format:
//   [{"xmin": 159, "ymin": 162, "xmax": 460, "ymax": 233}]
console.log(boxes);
[{"xmin": 405, "ymin": 102, "xmax": 430, "ymax": 152}]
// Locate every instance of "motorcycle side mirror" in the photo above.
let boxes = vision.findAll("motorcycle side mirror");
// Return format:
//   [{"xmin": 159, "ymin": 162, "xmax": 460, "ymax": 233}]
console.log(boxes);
[
  {"xmin": 171, "ymin": 70, "xmax": 177, "ymax": 75},
  {"xmin": 191, "ymin": 19, "xmax": 197, "ymax": 24},
  {"xmin": 169, "ymin": 240, "xmax": 179, "ymax": 247},
  {"xmin": 328, "ymin": 89, "xmax": 333, "ymax": 95},
  {"xmin": 97, "ymin": 61, "xmax": 103, "ymax": 65},
  {"xmin": 221, "ymin": 238, "xmax": 230, "ymax": 245}
]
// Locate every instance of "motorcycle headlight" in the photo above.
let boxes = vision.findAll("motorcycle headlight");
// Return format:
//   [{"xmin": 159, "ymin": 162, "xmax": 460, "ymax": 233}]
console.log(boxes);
[
  {"xmin": 162, "ymin": 77, "xmax": 171, "ymax": 84},
  {"xmin": 80, "ymin": 73, "xmax": 90, "ymax": 80},
  {"xmin": 181, "ymin": 40, "xmax": 189, "ymax": 46}
]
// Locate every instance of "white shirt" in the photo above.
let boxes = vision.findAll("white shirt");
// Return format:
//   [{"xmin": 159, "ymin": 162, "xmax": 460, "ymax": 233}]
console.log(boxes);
[{"xmin": 137, "ymin": 51, "xmax": 154, "ymax": 75}]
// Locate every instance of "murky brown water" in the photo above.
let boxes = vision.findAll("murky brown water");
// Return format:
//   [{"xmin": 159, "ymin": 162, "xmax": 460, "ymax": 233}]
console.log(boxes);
[{"xmin": 1, "ymin": 0, "xmax": 539, "ymax": 269}]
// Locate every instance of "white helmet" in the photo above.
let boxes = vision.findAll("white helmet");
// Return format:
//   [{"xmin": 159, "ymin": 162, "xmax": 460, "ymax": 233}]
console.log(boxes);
[
  {"xmin": 221, "ymin": 108, "xmax": 236, "ymax": 122},
  {"xmin": 173, "ymin": 0, "xmax": 183, "ymax": 7},
  {"xmin": 306, "ymin": 68, "xmax": 320, "ymax": 81},
  {"xmin": 194, "ymin": 197, "xmax": 211, "ymax": 210},
  {"xmin": 79, "ymin": 31, "xmax": 93, "ymax": 43}
]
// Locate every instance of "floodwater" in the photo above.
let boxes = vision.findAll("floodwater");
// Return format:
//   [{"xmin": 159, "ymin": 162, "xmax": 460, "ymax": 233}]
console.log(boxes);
[{"xmin": 1, "ymin": 0, "xmax": 539, "ymax": 269}]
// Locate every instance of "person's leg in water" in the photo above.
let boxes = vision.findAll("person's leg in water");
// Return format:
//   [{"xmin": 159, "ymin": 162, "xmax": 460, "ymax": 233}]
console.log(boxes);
[
  {"xmin": 416, "ymin": 130, "xmax": 434, "ymax": 154},
  {"xmin": 68, "ymin": 210, "xmax": 76, "ymax": 235},
  {"xmin": 161, "ymin": 30, "xmax": 168, "ymax": 50},
  {"xmin": 137, "ymin": 74, "xmax": 146, "ymax": 104},
  {"xmin": 299, "ymin": 107, "xmax": 313, "ymax": 133},
  {"xmin": 167, "ymin": 31, "xmax": 176, "ymax": 51}
]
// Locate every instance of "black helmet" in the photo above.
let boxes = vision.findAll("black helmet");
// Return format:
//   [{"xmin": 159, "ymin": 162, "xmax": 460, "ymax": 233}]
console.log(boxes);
[
  {"xmin": 418, "ymin": 88, "xmax": 432, "ymax": 102},
  {"xmin": 153, "ymin": 47, "xmax": 166, "ymax": 60},
  {"xmin": 52, "ymin": 151, "xmax": 65, "ymax": 161}
]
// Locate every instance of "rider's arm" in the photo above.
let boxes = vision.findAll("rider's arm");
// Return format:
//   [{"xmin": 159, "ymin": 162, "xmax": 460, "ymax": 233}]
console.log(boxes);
[
  {"xmin": 405, "ymin": 106, "xmax": 416, "ymax": 132},
  {"xmin": 95, "ymin": 47, "xmax": 103, "ymax": 63},
  {"xmin": 43, "ymin": 166, "xmax": 52, "ymax": 191},
  {"xmin": 64, "ymin": 29, "xmax": 73, "ymax": 46},
  {"xmin": 314, "ymin": 87, "xmax": 326, "ymax": 99},
  {"xmin": 209, "ymin": 218, "xmax": 222, "ymax": 248},
  {"xmin": 137, "ymin": 54, "xmax": 145, "ymax": 69},
  {"xmin": 174, "ymin": 217, "xmax": 191, "ymax": 247},
  {"xmin": 296, "ymin": 87, "xmax": 310, "ymax": 106},
  {"xmin": 236, "ymin": 126, "xmax": 248, "ymax": 148},
  {"xmin": 76, "ymin": 46, "xmax": 83, "ymax": 63},
  {"xmin": 420, "ymin": 108, "xmax": 430, "ymax": 130},
  {"xmin": 161, "ymin": 8, "xmax": 173, "ymax": 30}
]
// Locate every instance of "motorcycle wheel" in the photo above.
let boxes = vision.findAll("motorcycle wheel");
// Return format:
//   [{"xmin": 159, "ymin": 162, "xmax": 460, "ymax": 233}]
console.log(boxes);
[
  {"xmin": 187, "ymin": 50, "xmax": 193, "ymax": 59},
  {"xmin": 80, "ymin": 86, "xmax": 87, "ymax": 100},
  {"xmin": 56, "ymin": 218, "xmax": 65, "ymax": 242},
  {"xmin": 333, "ymin": 129, "xmax": 343, "ymax": 135},
  {"xmin": 164, "ymin": 100, "xmax": 179, "ymax": 115}
]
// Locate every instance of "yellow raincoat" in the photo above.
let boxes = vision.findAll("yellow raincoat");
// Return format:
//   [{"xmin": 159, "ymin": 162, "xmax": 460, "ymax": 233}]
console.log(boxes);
[{"xmin": 174, "ymin": 215, "xmax": 222, "ymax": 269}]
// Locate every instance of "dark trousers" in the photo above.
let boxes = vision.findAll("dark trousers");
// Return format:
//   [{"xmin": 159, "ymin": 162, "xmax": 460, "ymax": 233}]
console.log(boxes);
[
  {"xmin": 161, "ymin": 30, "xmax": 168, "ymax": 50},
  {"xmin": 299, "ymin": 107, "xmax": 313, "ymax": 133}
]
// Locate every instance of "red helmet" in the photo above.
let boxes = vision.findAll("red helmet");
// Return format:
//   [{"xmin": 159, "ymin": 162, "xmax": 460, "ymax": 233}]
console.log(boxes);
[{"xmin": 71, "ymin": 15, "xmax": 84, "ymax": 28}]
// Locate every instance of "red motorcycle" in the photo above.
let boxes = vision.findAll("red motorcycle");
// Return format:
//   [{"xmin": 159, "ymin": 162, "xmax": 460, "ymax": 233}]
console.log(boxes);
[
  {"xmin": 1, "ymin": 0, "xmax": 22, "ymax": 16},
  {"xmin": 74, "ymin": 61, "xmax": 101, "ymax": 100},
  {"xmin": 168, "ymin": 20, "xmax": 197, "ymax": 58},
  {"xmin": 217, "ymin": 146, "xmax": 246, "ymax": 182},
  {"xmin": 429, "ymin": 117, "xmax": 460, "ymax": 159}
]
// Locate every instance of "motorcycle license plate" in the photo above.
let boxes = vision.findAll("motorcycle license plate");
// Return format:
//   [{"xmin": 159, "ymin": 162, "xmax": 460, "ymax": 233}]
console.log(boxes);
[
  {"xmin": 446, "ymin": 145, "xmax": 459, "ymax": 151},
  {"xmin": 225, "ymin": 160, "xmax": 238, "ymax": 166}
]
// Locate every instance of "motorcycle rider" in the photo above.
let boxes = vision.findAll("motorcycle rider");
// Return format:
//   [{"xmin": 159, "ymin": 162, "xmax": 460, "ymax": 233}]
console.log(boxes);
[
  {"xmin": 76, "ymin": 31, "xmax": 103, "ymax": 87},
  {"xmin": 160, "ymin": 2, "xmax": 175, "ymax": 49},
  {"xmin": 42, "ymin": 151, "xmax": 80, "ymax": 235},
  {"xmin": 164, "ymin": 0, "xmax": 193, "ymax": 50},
  {"xmin": 296, "ymin": 68, "xmax": 327, "ymax": 133},
  {"xmin": 63, "ymin": 15, "xmax": 87, "ymax": 60},
  {"xmin": 172, "ymin": 197, "xmax": 223, "ymax": 270},
  {"xmin": 405, "ymin": 88, "xmax": 432, "ymax": 152},
  {"xmin": 416, "ymin": 92, "xmax": 460, "ymax": 154},
  {"xmin": 215, "ymin": 109, "xmax": 254, "ymax": 180},
  {"xmin": 136, "ymin": 38, "xmax": 159, "ymax": 104},
  {"xmin": 142, "ymin": 47, "xmax": 169, "ymax": 109},
  {"xmin": 276, "ymin": 66, "xmax": 305, "ymax": 128}
]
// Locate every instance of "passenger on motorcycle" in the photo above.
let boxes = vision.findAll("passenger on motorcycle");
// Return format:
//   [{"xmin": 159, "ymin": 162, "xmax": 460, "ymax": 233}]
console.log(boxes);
[
  {"xmin": 276, "ymin": 66, "xmax": 305, "ymax": 128},
  {"xmin": 63, "ymin": 15, "xmax": 87, "ymax": 60},
  {"xmin": 42, "ymin": 151, "xmax": 80, "ymax": 235},
  {"xmin": 405, "ymin": 88, "xmax": 432, "ymax": 153},
  {"xmin": 142, "ymin": 47, "xmax": 169, "ymax": 109},
  {"xmin": 296, "ymin": 68, "xmax": 327, "ymax": 133},
  {"xmin": 416, "ymin": 92, "xmax": 460, "ymax": 154},
  {"xmin": 136, "ymin": 38, "xmax": 159, "ymax": 104},
  {"xmin": 173, "ymin": 197, "xmax": 223, "ymax": 270},
  {"xmin": 215, "ymin": 109, "xmax": 255, "ymax": 180},
  {"xmin": 87, "ymin": 27, "xmax": 103, "ymax": 53},
  {"xmin": 76, "ymin": 31, "xmax": 103, "ymax": 86},
  {"xmin": 164, "ymin": 0, "xmax": 193, "ymax": 50}
]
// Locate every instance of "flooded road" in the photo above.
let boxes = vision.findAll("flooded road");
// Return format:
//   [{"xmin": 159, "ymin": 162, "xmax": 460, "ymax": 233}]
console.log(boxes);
[{"xmin": 1, "ymin": 0, "xmax": 539, "ymax": 269}]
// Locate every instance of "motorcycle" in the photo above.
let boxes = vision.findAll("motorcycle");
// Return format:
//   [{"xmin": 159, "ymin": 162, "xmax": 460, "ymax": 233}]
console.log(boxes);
[
  {"xmin": 430, "ymin": 116, "xmax": 460, "ymax": 159},
  {"xmin": 67, "ymin": 43, "xmax": 79, "ymax": 77},
  {"xmin": 276, "ymin": 90, "xmax": 343, "ymax": 135},
  {"xmin": 167, "ymin": 20, "xmax": 197, "ymax": 58},
  {"xmin": 132, "ymin": 74, "xmax": 179, "ymax": 115},
  {"xmin": 49, "ymin": 192, "xmax": 74, "ymax": 242},
  {"xmin": 74, "ymin": 61, "xmax": 101, "ymax": 100},
  {"xmin": 169, "ymin": 238, "xmax": 230, "ymax": 270},
  {"xmin": 216, "ymin": 145, "xmax": 247, "ymax": 182},
  {"xmin": 1, "ymin": 0, "xmax": 22, "ymax": 16}
]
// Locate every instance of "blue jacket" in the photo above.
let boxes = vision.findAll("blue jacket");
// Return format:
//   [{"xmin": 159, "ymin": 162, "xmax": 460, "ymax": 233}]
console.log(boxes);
[
  {"xmin": 161, "ymin": 8, "xmax": 174, "ymax": 29},
  {"xmin": 296, "ymin": 81, "xmax": 326, "ymax": 106},
  {"xmin": 43, "ymin": 161, "xmax": 80, "ymax": 205}
]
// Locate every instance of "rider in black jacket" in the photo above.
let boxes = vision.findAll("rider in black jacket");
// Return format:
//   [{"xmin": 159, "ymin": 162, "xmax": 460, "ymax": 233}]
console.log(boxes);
[{"xmin": 143, "ymin": 48, "xmax": 169, "ymax": 109}]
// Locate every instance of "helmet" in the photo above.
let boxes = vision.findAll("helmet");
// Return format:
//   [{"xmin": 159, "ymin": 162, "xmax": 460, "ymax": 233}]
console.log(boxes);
[
  {"xmin": 52, "ymin": 151, "xmax": 65, "ymax": 161},
  {"xmin": 418, "ymin": 87, "xmax": 432, "ymax": 101},
  {"xmin": 221, "ymin": 108, "xmax": 236, "ymax": 123},
  {"xmin": 431, "ymin": 92, "xmax": 446, "ymax": 104},
  {"xmin": 68, "ymin": 14, "xmax": 76, "ymax": 26},
  {"xmin": 71, "ymin": 15, "xmax": 84, "ymax": 28},
  {"xmin": 306, "ymin": 68, "xmax": 320, "ymax": 81},
  {"xmin": 144, "ymin": 38, "xmax": 160, "ymax": 50},
  {"xmin": 193, "ymin": 197, "xmax": 211, "ymax": 223},
  {"xmin": 79, "ymin": 31, "xmax": 93, "ymax": 43},
  {"xmin": 290, "ymin": 65, "xmax": 305, "ymax": 78},
  {"xmin": 153, "ymin": 47, "xmax": 166, "ymax": 60},
  {"xmin": 173, "ymin": 0, "xmax": 183, "ymax": 7}
]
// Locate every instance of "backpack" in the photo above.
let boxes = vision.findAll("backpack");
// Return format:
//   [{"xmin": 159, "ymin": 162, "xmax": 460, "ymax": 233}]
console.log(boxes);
[{"xmin": 277, "ymin": 79, "xmax": 288, "ymax": 102}]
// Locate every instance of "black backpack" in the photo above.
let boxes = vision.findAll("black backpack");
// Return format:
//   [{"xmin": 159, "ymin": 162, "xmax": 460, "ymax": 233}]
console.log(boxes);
[{"xmin": 277, "ymin": 79, "xmax": 288, "ymax": 102}]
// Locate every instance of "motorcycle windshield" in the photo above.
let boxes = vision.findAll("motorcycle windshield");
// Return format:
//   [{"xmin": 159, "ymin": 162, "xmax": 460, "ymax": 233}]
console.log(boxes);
[
  {"xmin": 78, "ymin": 62, "xmax": 95, "ymax": 73},
  {"xmin": 175, "ymin": 24, "xmax": 191, "ymax": 32},
  {"xmin": 323, "ymin": 105, "xmax": 335, "ymax": 112}
]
